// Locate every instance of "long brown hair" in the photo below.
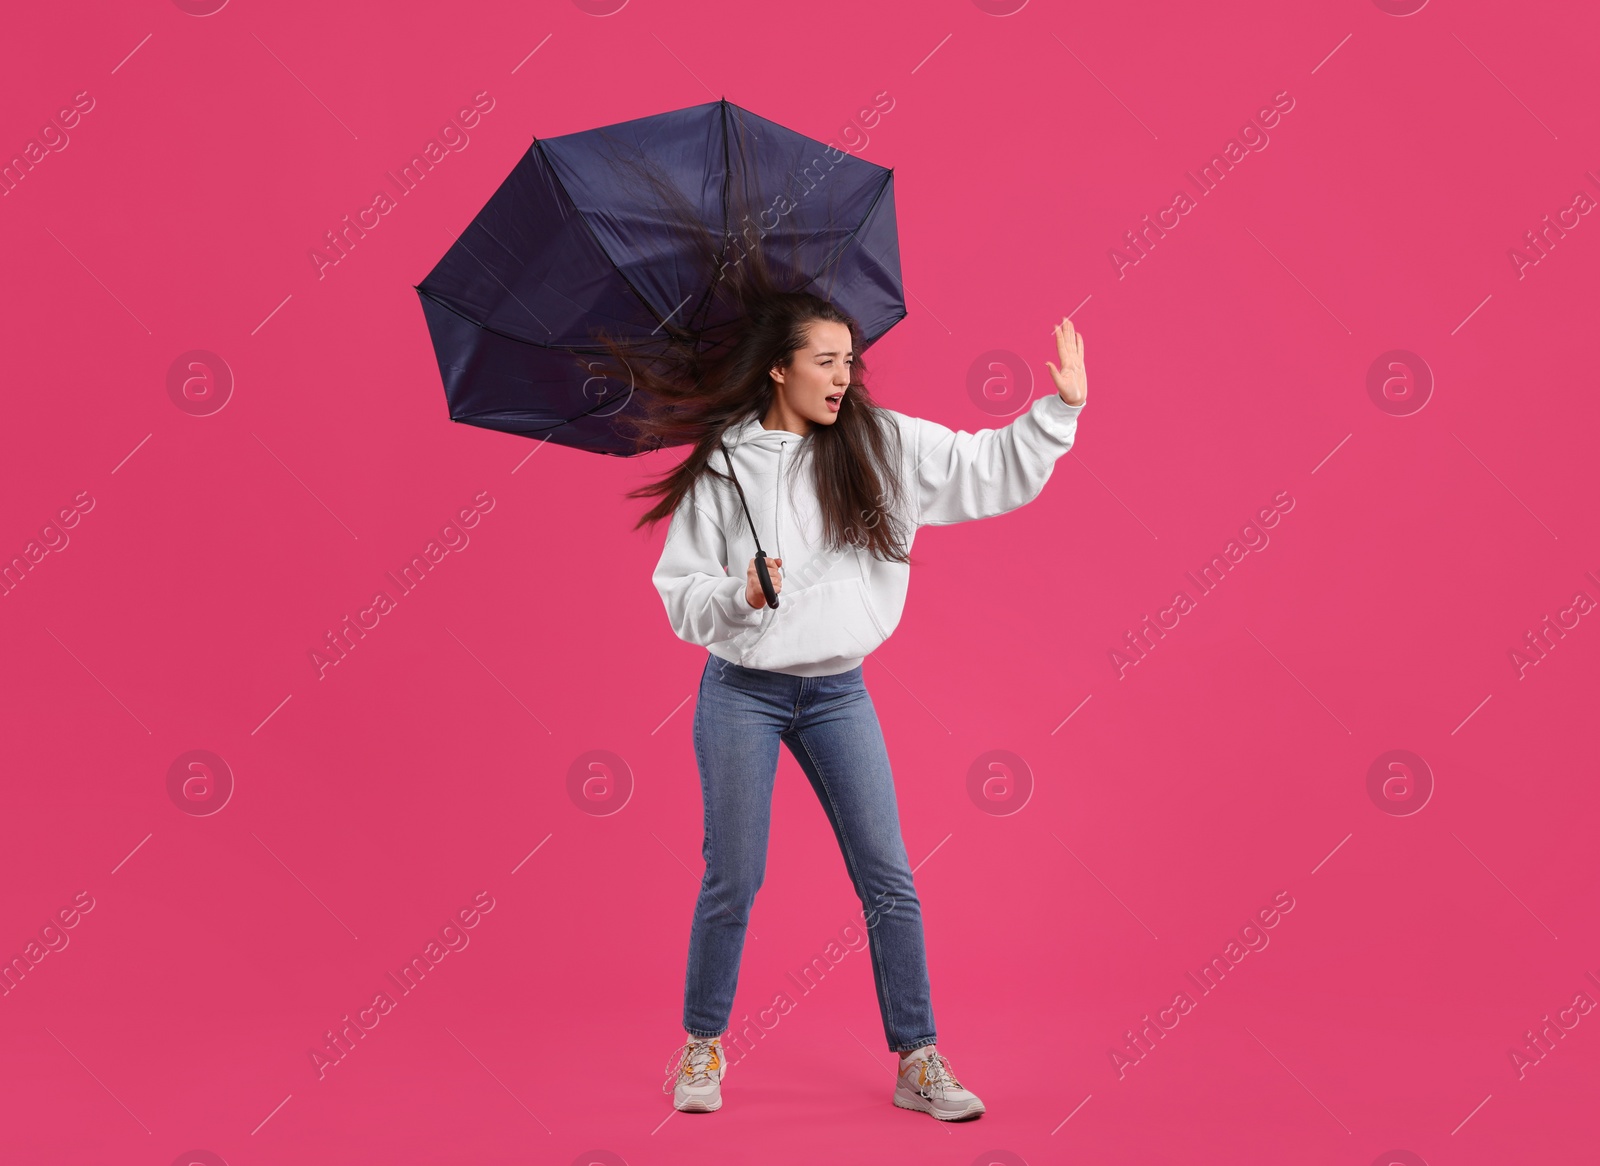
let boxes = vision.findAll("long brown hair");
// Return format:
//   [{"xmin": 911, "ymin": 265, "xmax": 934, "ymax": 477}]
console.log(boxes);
[{"xmin": 581, "ymin": 116, "xmax": 914, "ymax": 564}]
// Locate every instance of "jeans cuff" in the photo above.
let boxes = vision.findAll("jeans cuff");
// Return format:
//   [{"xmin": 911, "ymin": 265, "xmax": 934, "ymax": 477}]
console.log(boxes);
[{"xmin": 892, "ymin": 1036, "xmax": 938, "ymax": 1054}]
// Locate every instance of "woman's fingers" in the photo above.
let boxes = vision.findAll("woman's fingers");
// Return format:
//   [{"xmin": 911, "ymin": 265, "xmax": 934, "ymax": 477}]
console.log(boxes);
[
  {"xmin": 1058, "ymin": 317, "xmax": 1084, "ymax": 364},
  {"xmin": 746, "ymin": 556, "xmax": 783, "ymax": 608},
  {"xmin": 1056, "ymin": 317, "xmax": 1078, "ymax": 367},
  {"xmin": 1048, "ymin": 315, "xmax": 1087, "ymax": 405}
]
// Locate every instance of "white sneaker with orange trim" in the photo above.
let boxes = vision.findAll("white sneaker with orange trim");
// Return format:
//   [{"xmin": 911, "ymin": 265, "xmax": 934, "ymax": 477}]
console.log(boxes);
[
  {"xmin": 893, "ymin": 1047, "xmax": 985, "ymax": 1120},
  {"xmin": 664, "ymin": 1035, "xmax": 727, "ymax": 1112}
]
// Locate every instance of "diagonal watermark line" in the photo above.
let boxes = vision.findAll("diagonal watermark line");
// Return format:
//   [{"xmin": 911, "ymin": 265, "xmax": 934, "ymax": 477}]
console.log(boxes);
[
  {"xmin": 511, "ymin": 437, "xmax": 553, "ymax": 473},
  {"xmin": 649, "ymin": 1104, "xmax": 679, "ymax": 1136},
  {"xmin": 652, "ymin": 691, "xmax": 695, "ymax": 736},
  {"xmin": 857, "ymin": 234, "xmax": 951, "ymax": 334},
  {"xmin": 1310, "ymin": 433, "xmax": 1351, "ymax": 475},
  {"xmin": 112, "ymin": 833, "xmax": 152, "ymax": 874},
  {"xmin": 112, "ymin": 433, "xmax": 153, "ymax": 474},
  {"xmin": 910, "ymin": 833, "xmax": 952, "ymax": 876},
  {"xmin": 1451, "ymin": 692, "xmax": 1493, "ymax": 735},
  {"xmin": 1244, "ymin": 226, "xmax": 1350, "ymax": 334},
  {"xmin": 1050, "ymin": 692, "xmax": 1093, "ymax": 735},
  {"xmin": 910, "ymin": 34, "xmax": 952, "ymax": 75},
  {"xmin": 1450, "ymin": 431, "xmax": 1558, "ymax": 539},
  {"xmin": 111, "ymin": 33, "xmax": 153, "ymax": 74},
  {"xmin": 250, "ymin": 1093, "xmax": 293, "ymax": 1136},
  {"xmin": 252, "ymin": 31, "xmax": 358, "ymax": 139},
  {"xmin": 652, "ymin": 294, "xmax": 694, "ymax": 335},
  {"xmin": 45, "ymin": 227, "xmax": 151, "ymax": 333},
  {"xmin": 251, "ymin": 293, "xmax": 294, "ymax": 335},
  {"xmin": 445, "ymin": 627, "xmax": 552, "ymax": 733},
  {"xmin": 1245, "ymin": 1026, "xmax": 1351, "ymax": 1133},
  {"xmin": 1451, "ymin": 33, "xmax": 1557, "ymax": 139},
  {"xmin": 252, "ymin": 432, "xmax": 359, "ymax": 539},
  {"xmin": 46, "ymin": 1028, "xmax": 152, "ymax": 1134},
  {"xmin": 865, "ymin": 650, "xmax": 951, "ymax": 733},
  {"xmin": 450, "ymin": 236, "xmax": 552, "ymax": 335},
  {"xmin": 651, "ymin": 32, "xmax": 716, "ymax": 97},
  {"xmin": 651, "ymin": 831, "xmax": 759, "ymax": 941},
  {"xmin": 1451, "ymin": 831, "xmax": 1558, "ymax": 940},
  {"xmin": 1068, "ymin": 451, "xmax": 1158, "ymax": 539},
  {"xmin": 251, "ymin": 832, "xmax": 359, "ymax": 940},
  {"xmin": 45, "ymin": 627, "xmax": 151, "ymax": 734},
  {"xmin": 844, "ymin": 1024, "xmax": 896, "ymax": 1074},
  {"xmin": 511, "ymin": 33, "xmax": 553, "ymax": 74},
  {"xmin": 1052, "ymin": 33, "xmax": 1157, "ymax": 140},
  {"xmin": 1050, "ymin": 831, "xmax": 1158, "ymax": 939},
  {"xmin": 446, "ymin": 1026, "xmax": 552, "ymax": 1133},
  {"xmin": 1451, "ymin": 293, "xmax": 1493, "ymax": 335},
  {"xmin": 1310, "ymin": 33, "xmax": 1352, "ymax": 75},
  {"xmin": 1450, "ymin": 1092, "xmax": 1493, "ymax": 1135},
  {"xmin": 512, "ymin": 833, "xmax": 553, "ymax": 874},
  {"xmin": 252, "ymin": 693, "xmax": 294, "ymax": 736},
  {"xmin": 899, "ymin": 280, "xmax": 953, "ymax": 335},
  {"xmin": 1310, "ymin": 833, "xmax": 1351, "ymax": 875},
  {"xmin": 1050, "ymin": 1092, "xmax": 1093, "ymax": 1134},
  {"xmin": 1244, "ymin": 626, "xmax": 1350, "ymax": 734},
  {"xmin": 1049, "ymin": 294, "xmax": 1094, "ymax": 326}
]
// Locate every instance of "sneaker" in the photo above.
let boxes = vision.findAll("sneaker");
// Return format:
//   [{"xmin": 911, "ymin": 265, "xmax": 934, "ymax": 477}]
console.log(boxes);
[
  {"xmin": 663, "ymin": 1035, "xmax": 727, "ymax": 1112},
  {"xmin": 893, "ymin": 1048, "xmax": 985, "ymax": 1121}
]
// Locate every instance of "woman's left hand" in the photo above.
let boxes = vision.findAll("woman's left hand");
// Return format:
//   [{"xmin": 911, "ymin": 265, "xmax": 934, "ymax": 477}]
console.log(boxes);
[{"xmin": 1046, "ymin": 316, "xmax": 1087, "ymax": 407}]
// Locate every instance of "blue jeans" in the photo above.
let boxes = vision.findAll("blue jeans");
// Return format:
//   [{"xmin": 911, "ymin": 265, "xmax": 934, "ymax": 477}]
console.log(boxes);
[{"xmin": 682, "ymin": 654, "xmax": 938, "ymax": 1053}]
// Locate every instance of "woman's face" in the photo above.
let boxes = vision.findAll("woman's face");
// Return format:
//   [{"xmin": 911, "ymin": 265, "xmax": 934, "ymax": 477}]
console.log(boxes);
[{"xmin": 771, "ymin": 319, "xmax": 853, "ymax": 429}]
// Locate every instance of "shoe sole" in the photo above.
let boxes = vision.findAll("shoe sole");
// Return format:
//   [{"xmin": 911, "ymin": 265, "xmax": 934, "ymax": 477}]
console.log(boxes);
[
  {"xmin": 674, "ymin": 1096, "xmax": 722, "ymax": 1113},
  {"xmin": 893, "ymin": 1092, "xmax": 985, "ymax": 1121}
]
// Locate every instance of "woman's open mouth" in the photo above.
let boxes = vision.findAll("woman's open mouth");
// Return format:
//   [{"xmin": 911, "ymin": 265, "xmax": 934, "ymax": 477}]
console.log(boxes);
[{"xmin": 825, "ymin": 392, "xmax": 844, "ymax": 413}]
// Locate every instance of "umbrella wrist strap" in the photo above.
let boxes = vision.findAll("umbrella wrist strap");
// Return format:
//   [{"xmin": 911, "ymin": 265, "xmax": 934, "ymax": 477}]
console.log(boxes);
[
  {"xmin": 718, "ymin": 439, "xmax": 764, "ymax": 553},
  {"xmin": 719, "ymin": 438, "xmax": 781, "ymax": 610}
]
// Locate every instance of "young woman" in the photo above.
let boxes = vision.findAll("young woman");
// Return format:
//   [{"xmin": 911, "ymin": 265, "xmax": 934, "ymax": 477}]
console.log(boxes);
[{"xmin": 623, "ymin": 291, "xmax": 1089, "ymax": 1120}]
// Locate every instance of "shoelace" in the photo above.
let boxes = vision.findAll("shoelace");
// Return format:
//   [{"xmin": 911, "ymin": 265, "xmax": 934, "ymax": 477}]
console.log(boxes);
[
  {"xmin": 906, "ymin": 1050, "xmax": 964, "ymax": 1097},
  {"xmin": 661, "ymin": 1039, "xmax": 721, "ymax": 1094}
]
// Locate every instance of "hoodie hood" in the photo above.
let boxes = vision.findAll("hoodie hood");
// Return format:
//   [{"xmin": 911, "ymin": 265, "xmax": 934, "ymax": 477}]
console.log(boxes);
[{"xmin": 724, "ymin": 413, "xmax": 814, "ymax": 450}]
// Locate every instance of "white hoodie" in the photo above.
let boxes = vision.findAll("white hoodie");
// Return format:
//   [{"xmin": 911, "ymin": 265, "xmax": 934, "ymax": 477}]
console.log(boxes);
[{"xmin": 652, "ymin": 390, "xmax": 1086, "ymax": 677}]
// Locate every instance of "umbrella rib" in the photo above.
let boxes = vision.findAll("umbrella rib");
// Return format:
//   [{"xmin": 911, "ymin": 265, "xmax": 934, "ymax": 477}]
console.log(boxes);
[
  {"xmin": 818, "ymin": 171, "xmax": 900, "ymax": 297},
  {"xmin": 537, "ymin": 135, "xmax": 676, "ymax": 337}
]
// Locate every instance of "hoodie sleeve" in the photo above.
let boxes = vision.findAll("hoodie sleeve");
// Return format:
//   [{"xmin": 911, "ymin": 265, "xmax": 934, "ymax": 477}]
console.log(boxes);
[
  {"xmin": 905, "ymin": 391, "xmax": 1086, "ymax": 527},
  {"xmin": 653, "ymin": 486, "xmax": 767, "ymax": 648}
]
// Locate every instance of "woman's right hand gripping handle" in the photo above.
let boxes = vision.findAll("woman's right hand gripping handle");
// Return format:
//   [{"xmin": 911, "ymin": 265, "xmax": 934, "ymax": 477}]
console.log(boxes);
[{"xmin": 745, "ymin": 555, "xmax": 783, "ymax": 609}]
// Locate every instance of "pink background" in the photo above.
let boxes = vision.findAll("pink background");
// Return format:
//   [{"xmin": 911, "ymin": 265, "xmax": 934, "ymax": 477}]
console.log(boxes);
[{"xmin": 2, "ymin": 1, "xmax": 1597, "ymax": 1164}]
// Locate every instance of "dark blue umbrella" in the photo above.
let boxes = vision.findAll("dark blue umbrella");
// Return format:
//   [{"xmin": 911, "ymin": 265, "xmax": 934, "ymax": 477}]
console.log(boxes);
[{"xmin": 413, "ymin": 97, "xmax": 906, "ymax": 456}]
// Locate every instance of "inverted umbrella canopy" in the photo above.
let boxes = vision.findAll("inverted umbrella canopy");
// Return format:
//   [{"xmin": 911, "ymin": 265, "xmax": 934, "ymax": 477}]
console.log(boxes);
[{"xmin": 413, "ymin": 97, "xmax": 905, "ymax": 456}]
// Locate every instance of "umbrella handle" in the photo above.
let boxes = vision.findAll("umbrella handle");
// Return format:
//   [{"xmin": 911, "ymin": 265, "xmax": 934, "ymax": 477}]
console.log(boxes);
[{"xmin": 755, "ymin": 550, "xmax": 781, "ymax": 610}]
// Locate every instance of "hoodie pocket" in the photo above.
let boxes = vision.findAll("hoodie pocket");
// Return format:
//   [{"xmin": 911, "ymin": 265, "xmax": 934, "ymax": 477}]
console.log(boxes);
[{"xmin": 737, "ymin": 577, "xmax": 887, "ymax": 671}]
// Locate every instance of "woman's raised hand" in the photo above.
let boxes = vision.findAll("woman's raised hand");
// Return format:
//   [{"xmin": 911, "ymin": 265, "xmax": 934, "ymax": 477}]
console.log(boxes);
[
  {"xmin": 1046, "ymin": 316, "xmax": 1087, "ymax": 407},
  {"xmin": 745, "ymin": 556, "xmax": 783, "ymax": 609}
]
